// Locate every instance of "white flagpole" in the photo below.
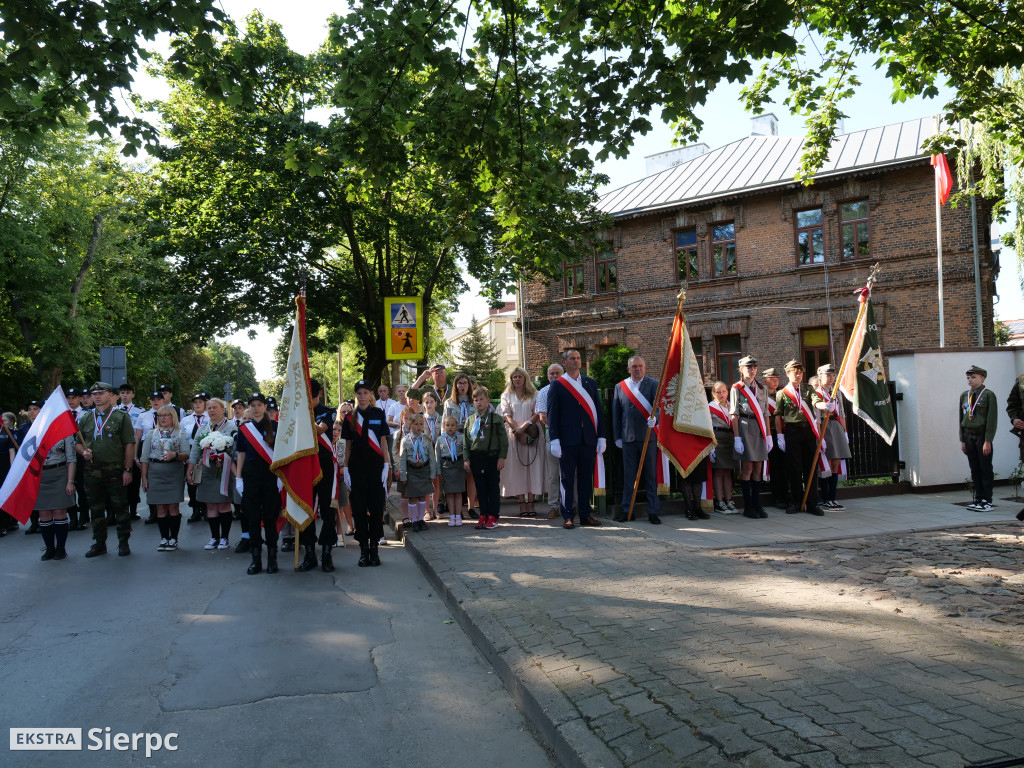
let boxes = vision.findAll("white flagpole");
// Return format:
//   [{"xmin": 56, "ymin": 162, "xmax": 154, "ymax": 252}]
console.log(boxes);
[{"xmin": 936, "ymin": 168, "xmax": 945, "ymax": 348}]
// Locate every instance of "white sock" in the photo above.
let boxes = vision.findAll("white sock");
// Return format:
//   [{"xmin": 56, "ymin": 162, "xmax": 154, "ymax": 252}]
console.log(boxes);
[{"xmin": 417, "ymin": 501, "xmax": 427, "ymax": 522}]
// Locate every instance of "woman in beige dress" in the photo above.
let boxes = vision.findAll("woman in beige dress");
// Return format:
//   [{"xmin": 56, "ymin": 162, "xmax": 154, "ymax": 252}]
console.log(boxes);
[{"xmin": 500, "ymin": 366, "xmax": 545, "ymax": 517}]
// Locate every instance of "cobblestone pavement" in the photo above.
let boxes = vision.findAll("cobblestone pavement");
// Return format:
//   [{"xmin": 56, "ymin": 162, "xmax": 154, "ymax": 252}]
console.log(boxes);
[{"xmin": 405, "ymin": 515, "xmax": 1024, "ymax": 768}]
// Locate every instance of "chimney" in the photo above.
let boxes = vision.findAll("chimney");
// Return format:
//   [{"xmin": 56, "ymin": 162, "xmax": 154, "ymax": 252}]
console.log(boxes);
[
  {"xmin": 750, "ymin": 113, "xmax": 778, "ymax": 137},
  {"xmin": 644, "ymin": 143, "xmax": 710, "ymax": 175}
]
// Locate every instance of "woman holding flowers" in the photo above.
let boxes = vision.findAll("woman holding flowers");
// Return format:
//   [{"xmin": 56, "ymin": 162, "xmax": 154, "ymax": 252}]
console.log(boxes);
[{"xmin": 186, "ymin": 397, "xmax": 238, "ymax": 550}]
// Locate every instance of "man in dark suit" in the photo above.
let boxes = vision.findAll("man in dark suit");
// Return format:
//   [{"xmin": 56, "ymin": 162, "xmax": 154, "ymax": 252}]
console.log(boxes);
[
  {"xmin": 547, "ymin": 348, "xmax": 606, "ymax": 529},
  {"xmin": 612, "ymin": 356, "xmax": 660, "ymax": 524}
]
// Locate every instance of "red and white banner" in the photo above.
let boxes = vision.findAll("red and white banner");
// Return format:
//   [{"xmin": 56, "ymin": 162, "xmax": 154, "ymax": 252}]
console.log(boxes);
[
  {"xmin": 270, "ymin": 296, "xmax": 323, "ymax": 531},
  {"xmin": 931, "ymin": 153, "xmax": 953, "ymax": 205},
  {"xmin": 0, "ymin": 387, "xmax": 78, "ymax": 523},
  {"xmin": 593, "ymin": 452, "xmax": 606, "ymax": 497}
]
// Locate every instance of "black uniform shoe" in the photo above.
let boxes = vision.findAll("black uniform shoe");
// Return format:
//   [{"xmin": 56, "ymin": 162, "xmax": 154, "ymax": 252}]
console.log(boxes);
[
  {"xmin": 25, "ymin": 525, "xmax": 39, "ymax": 535},
  {"xmin": 368, "ymin": 546, "xmax": 381, "ymax": 566},
  {"xmin": 54, "ymin": 547, "xmax": 67, "ymax": 560},
  {"xmin": 1016, "ymin": 508, "xmax": 1024, "ymax": 521},
  {"xmin": 187, "ymin": 512, "xmax": 202, "ymax": 523},
  {"xmin": 41, "ymin": 547, "xmax": 56, "ymax": 561},
  {"xmin": 613, "ymin": 513, "xmax": 628, "ymax": 522},
  {"xmin": 358, "ymin": 545, "xmax": 370, "ymax": 567},
  {"xmin": 785, "ymin": 505, "xmax": 801, "ymax": 515},
  {"xmin": 321, "ymin": 545, "xmax": 335, "ymax": 573},
  {"xmin": 743, "ymin": 510, "xmax": 760, "ymax": 519},
  {"xmin": 118, "ymin": 542, "xmax": 131, "ymax": 556},
  {"xmin": 809, "ymin": 506, "xmax": 825, "ymax": 516},
  {"xmin": 144, "ymin": 515, "xmax": 158, "ymax": 525},
  {"xmin": 648, "ymin": 514, "xmax": 662, "ymax": 525},
  {"xmin": 756, "ymin": 508, "xmax": 768, "ymax": 519},
  {"xmin": 298, "ymin": 545, "xmax": 318, "ymax": 572},
  {"xmin": 280, "ymin": 537, "xmax": 295, "ymax": 553},
  {"xmin": 85, "ymin": 542, "xmax": 107, "ymax": 558},
  {"xmin": 696, "ymin": 509, "xmax": 710, "ymax": 520},
  {"xmin": 265, "ymin": 546, "xmax": 279, "ymax": 574},
  {"xmin": 247, "ymin": 551, "xmax": 262, "ymax": 575},
  {"xmin": 685, "ymin": 510, "xmax": 698, "ymax": 520},
  {"xmin": 234, "ymin": 537, "xmax": 251, "ymax": 553}
]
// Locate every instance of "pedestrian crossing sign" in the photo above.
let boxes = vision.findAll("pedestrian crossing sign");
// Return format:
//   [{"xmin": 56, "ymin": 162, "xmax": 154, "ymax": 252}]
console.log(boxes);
[{"xmin": 384, "ymin": 296, "xmax": 423, "ymax": 360}]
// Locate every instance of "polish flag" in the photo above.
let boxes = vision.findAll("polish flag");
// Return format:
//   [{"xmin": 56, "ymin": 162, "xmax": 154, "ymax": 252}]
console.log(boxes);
[
  {"xmin": 0, "ymin": 387, "xmax": 79, "ymax": 523},
  {"xmin": 931, "ymin": 154, "xmax": 953, "ymax": 205}
]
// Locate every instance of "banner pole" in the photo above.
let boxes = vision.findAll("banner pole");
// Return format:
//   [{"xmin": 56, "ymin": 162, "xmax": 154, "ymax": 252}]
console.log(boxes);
[{"xmin": 627, "ymin": 290, "xmax": 686, "ymax": 522}]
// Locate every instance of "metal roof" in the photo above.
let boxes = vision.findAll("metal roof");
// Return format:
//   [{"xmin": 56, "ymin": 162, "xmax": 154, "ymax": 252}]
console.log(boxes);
[{"xmin": 598, "ymin": 117, "xmax": 938, "ymax": 217}]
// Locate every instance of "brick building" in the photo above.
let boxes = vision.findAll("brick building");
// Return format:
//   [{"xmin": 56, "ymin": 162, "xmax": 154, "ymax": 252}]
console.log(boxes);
[{"xmin": 520, "ymin": 116, "xmax": 998, "ymax": 385}]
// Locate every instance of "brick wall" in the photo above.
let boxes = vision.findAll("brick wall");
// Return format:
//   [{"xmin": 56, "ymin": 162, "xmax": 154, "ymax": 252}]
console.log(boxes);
[{"xmin": 522, "ymin": 163, "xmax": 997, "ymax": 382}]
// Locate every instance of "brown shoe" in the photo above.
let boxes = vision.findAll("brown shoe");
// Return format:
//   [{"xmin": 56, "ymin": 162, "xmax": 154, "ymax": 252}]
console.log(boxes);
[
  {"xmin": 579, "ymin": 517, "xmax": 602, "ymax": 526},
  {"xmin": 562, "ymin": 519, "xmax": 575, "ymax": 529},
  {"xmin": 547, "ymin": 508, "xmax": 560, "ymax": 519}
]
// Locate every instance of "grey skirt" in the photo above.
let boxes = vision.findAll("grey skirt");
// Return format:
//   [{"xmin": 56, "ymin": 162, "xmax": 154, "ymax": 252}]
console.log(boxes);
[
  {"xmin": 439, "ymin": 456, "xmax": 466, "ymax": 494},
  {"xmin": 34, "ymin": 463, "xmax": 74, "ymax": 510},
  {"xmin": 404, "ymin": 461, "xmax": 434, "ymax": 498},
  {"xmin": 196, "ymin": 460, "xmax": 232, "ymax": 504},
  {"xmin": 824, "ymin": 420, "xmax": 852, "ymax": 460},
  {"xmin": 146, "ymin": 460, "xmax": 186, "ymax": 504},
  {"xmin": 737, "ymin": 417, "xmax": 769, "ymax": 462},
  {"xmin": 711, "ymin": 430, "xmax": 738, "ymax": 470}
]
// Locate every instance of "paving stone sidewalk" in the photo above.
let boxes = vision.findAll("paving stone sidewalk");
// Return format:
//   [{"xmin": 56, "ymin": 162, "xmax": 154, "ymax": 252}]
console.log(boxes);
[{"xmin": 404, "ymin": 511, "xmax": 1024, "ymax": 768}]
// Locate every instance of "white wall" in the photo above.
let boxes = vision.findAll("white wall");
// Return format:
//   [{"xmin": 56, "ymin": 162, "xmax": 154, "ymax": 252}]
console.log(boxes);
[{"xmin": 891, "ymin": 348, "xmax": 1024, "ymax": 487}]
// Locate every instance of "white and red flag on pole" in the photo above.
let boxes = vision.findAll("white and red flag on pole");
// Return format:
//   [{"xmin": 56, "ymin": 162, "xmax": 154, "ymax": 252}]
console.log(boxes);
[
  {"xmin": 931, "ymin": 154, "xmax": 953, "ymax": 205},
  {"xmin": 271, "ymin": 295, "xmax": 322, "ymax": 531},
  {"xmin": 0, "ymin": 387, "xmax": 79, "ymax": 523},
  {"xmin": 656, "ymin": 299, "xmax": 715, "ymax": 476}
]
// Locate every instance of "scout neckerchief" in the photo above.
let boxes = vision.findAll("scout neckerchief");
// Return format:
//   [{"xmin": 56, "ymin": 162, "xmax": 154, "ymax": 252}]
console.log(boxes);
[
  {"xmin": 782, "ymin": 384, "xmax": 829, "ymax": 471},
  {"xmin": 351, "ymin": 409, "xmax": 384, "ymax": 458},
  {"xmin": 411, "ymin": 433, "xmax": 426, "ymax": 462},
  {"xmin": 555, "ymin": 374, "xmax": 598, "ymax": 432},
  {"xmin": 708, "ymin": 400, "xmax": 731, "ymax": 428},
  {"xmin": 966, "ymin": 385, "xmax": 987, "ymax": 421},
  {"xmin": 470, "ymin": 407, "xmax": 493, "ymax": 440},
  {"xmin": 93, "ymin": 408, "xmax": 115, "ymax": 441},
  {"xmin": 458, "ymin": 399, "xmax": 471, "ymax": 423},
  {"xmin": 732, "ymin": 380, "xmax": 768, "ymax": 441},
  {"xmin": 444, "ymin": 433, "xmax": 459, "ymax": 461},
  {"xmin": 425, "ymin": 412, "xmax": 439, "ymax": 440},
  {"xmin": 241, "ymin": 421, "xmax": 274, "ymax": 465}
]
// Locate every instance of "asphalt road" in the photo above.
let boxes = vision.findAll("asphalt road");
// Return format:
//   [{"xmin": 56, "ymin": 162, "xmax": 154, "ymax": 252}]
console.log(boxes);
[{"xmin": 0, "ymin": 522, "xmax": 557, "ymax": 768}]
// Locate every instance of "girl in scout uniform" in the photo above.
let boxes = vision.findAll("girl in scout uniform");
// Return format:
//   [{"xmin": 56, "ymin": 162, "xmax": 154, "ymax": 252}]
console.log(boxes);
[
  {"xmin": 444, "ymin": 373, "xmax": 479, "ymax": 518},
  {"xmin": 812, "ymin": 364, "xmax": 852, "ymax": 510},
  {"xmin": 436, "ymin": 415, "xmax": 466, "ymax": 526},
  {"xmin": 35, "ymin": 423, "xmax": 77, "ymax": 561},
  {"xmin": 709, "ymin": 381, "xmax": 737, "ymax": 512},
  {"xmin": 729, "ymin": 355, "xmax": 771, "ymax": 519},
  {"xmin": 398, "ymin": 413, "xmax": 437, "ymax": 532},
  {"xmin": 422, "ymin": 391, "xmax": 442, "ymax": 519}
]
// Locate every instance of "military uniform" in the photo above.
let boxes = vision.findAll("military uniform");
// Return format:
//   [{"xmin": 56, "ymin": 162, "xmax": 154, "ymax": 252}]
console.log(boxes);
[
  {"xmin": 78, "ymin": 383, "xmax": 137, "ymax": 556},
  {"xmin": 762, "ymin": 368, "xmax": 789, "ymax": 508},
  {"xmin": 960, "ymin": 364, "xmax": 998, "ymax": 510},
  {"xmin": 775, "ymin": 362, "xmax": 823, "ymax": 516},
  {"xmin": 342, "ymin": 380, "xmax": 391, "ymax": 566}
]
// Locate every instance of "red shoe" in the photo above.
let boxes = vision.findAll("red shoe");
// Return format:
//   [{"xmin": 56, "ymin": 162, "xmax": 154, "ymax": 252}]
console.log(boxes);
[
  {"xmin": 484, "ymin": 516, "xmax": 497, "ymax": 530},
  {"xmin": 475, "ymin": 517, "xmax": 487, "ymax": 530}
]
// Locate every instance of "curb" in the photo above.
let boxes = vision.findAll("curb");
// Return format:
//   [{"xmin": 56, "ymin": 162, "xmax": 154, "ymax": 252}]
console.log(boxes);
[{"xmin": 404, "ymin": 534, "xmax": 624, "ymax": 768}]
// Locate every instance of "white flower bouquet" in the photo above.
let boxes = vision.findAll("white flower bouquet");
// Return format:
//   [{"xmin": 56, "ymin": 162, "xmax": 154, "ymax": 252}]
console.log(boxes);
[{"xmin": 200, "ymin": 432, "xmax": 234, "ymax": 453}]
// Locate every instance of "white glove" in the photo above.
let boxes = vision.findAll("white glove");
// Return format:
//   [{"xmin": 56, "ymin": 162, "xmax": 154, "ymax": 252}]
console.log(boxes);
[
  {"xmin": 821, "ymin": 439, "xmax": 827, "ymax": 452},
  {"xmin": 733, "ymin": 436, "xmax": 744, "ymax": 455},
  {"xmin": 646, "ymin": 416, "xmax": 657, "ymax": 428},
  {"xmin": 597, "ymin": 437, "xmax": 607, "ymax": 454},
  {"xmin": 765, "ymin": 435, "xmax": 774, "ymax": 453},
  {"xmin": 343, "ymin": 467, "xmax": 352, "ymax": 489},
  {"xmin": 235, "ymin": 478, "xmax": 244, "ymax": 496},
  {"xmin": 550, "ymin": 439, "xmax": 562, "ymax": 459},
  {"xmin": 777, "ymin": 435, "xmax": 786, "ymax": 453},
  {"xmin": 710, "ymin": 449, "xmax": 717, "ymax": 463},
  {"xmin": 381, "ymin": 463, "xmax": 390, "ymax": 487},
  {"xmin": 615, "ymin": 439, "xmax": 623, "ymax": 449},
  {"xmin": 827, "ymin": 400, "xmax": 838, "ymax": 413}
]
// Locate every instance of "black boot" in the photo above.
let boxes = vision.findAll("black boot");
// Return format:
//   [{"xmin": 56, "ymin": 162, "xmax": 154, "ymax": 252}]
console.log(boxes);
[
  {"xmin": 368, "ymin": 545, "xmax": 381, "ymax": 567},
  {"xmin": 25, "ymin": 510, "xmax": 40, "ymax": 534},
  {"xmin": 752, "ymin": 481, "xmax": 767, "ymax": 518},
  {"xmin": 235, "ymin": 536, "xmax": 251, "ymax": 553},
  {"xmin": 741, "ymin": 480, "xmax": 758, "ymax": 518},
  {"xmin": 247, "ymin": 548, "xmax": 262, "ymax": 575},
  {"xmin": 298, "ymin": 544, "xmax": 318, "ymax": 572},
  {"xmin": 321, "ymin": 544, "xmax": 335, "ymax": 572},
  {"xmin": 358, "ymin": 544, "xmax": 370, "ymax": 567},
  {"xmin": 266, "ymin": 546, "xmax": 279, "ymax": 574},
  {"xmin": 280, "ymin": 537, "xmax": 294, "ymax": 553}
]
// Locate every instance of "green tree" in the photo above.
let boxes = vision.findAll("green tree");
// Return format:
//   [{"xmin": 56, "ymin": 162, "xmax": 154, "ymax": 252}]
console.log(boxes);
[
  {"xmin": 197, "ymin": 341, "xmax": 258, "ymax": 401},
  {"xmin": 994, "ymin": 319, "xmax": 1012, "ymax": 347},
  {"xmin": 589, "ymin": 347, "xmax": 636, "ymax": 391},
  {"xmin": 456, "ymin": 316, "xmax": 504, "ymax": 391}
]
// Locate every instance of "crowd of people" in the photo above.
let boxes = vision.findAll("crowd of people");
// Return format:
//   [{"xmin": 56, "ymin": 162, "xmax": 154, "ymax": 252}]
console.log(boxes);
[{"xmin": 1, "ymin": 351, "xmax": 879, "ymax": 569}]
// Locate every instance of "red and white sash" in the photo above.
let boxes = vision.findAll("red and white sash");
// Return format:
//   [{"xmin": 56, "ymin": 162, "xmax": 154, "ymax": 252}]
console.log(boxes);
[
  {"xmin": 619, "ymin": 379, "xmax": 670, "ymax": 493},
  {"xmin": 593, "ymin": 452, "xmax": 606, "ymax": 497},
  {"xmin": 617, "ymin": 379, "xmax": 653, "ymax": 419},
  {"xmin": 352, "ymin": 411, "xmax": 385, "ymax": 458},
  {"xmin": 781, "ymin": 385, "xmax": 829, "ymax": 472},
  {"xmin": 556, "ymin": 375, "xmax": 598, "ymax": 432},
  {"xmin": 709, "ymin": 401, "xmax": 731, "ymax": 428},
  {"xmin": 241, "ymin": 422, "xmax": 274, "ymax": 465},
  {"xmin": 814, "ymin": 387, "xmax": 848, "ymax": 477},
  {"xmin": 732, "ymin": 381, "xmax": 768, "ymax": 441}
]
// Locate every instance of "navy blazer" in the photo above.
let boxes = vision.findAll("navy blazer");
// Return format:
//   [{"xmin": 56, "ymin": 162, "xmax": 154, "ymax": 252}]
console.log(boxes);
[
  {"xmin": 612, "ymin": 376, "xmax": 659, "ymax": 444},
  {"xmin": 546, "ymin": 374, "xmax": 604, "ymax": 447}
]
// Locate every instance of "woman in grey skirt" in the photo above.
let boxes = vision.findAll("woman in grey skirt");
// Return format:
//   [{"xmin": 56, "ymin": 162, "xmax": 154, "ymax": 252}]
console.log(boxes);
[
  {"xmin": 141, "ymin": 406, "xmax": 190, "ymax": 551},
  {"xmin": 709, "ymin": 381, "xmax": 738, "ymax": 512},
  {"xmin": 729, "ymin": 355, "xmax": 771, "ymax": 519},
  {"xmin": 398, "ymin": 413, "xmax": 437, "ymax": 532},
  {"xmin": 812, "ymin": 364, "xmax": 852, "ymax": 510},
  {"xmin": 186, "ymin": 397, "xmax": 238, "ymax": 551},
  {"xmin": 36, "ymin": 429, "xmax": 77, "ymax": 561}
]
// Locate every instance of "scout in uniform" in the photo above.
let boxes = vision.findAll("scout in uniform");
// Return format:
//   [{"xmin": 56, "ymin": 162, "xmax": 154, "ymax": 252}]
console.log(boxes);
[
  {"xmin": 960, "ymin": 364, "xmax": 998, "ymax": 511},
  {"xmin": 811, "ymin": 363, "xmax": 852, "ymax": 510},
  {"xmin": 730, "ymin": 355, "xmax": 771, "ymax": 518},
  {"xmin": 76, "ymin": 382, "xmax": 138, "ymax": 557},
  {"xmin": 1004, "ymin": 370, "xmax": 1024, "ymax": 520},
  {"xmin": 341, "ymin": 380, "xmax": 392, "ymax": 567},
  {"xmin": 774, "ymin": 361, "xmax": 825, "ymax": 516},
  {"xmin": 762, "ymin": 368, "xmax": 789, "ymax": 509}
]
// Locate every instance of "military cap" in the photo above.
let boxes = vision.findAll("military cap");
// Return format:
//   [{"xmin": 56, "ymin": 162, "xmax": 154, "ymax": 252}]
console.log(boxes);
[
  {"xmin": 784, "ymin": 359, "xmax": 804, "ymax": 371},
  {"xmin": 352, "ymin": 379, "xmax": 373, "ymax": 393},
  {"xmin": 89, "ymin": 381, "xmax": 117, "ymax": 393},
  {"xmin": 966, "ymin": 365, "xmax": 987, "ymax": 377},
  {"xmin": 230, "ymin": 399, "xmax": 246, "ymax": 408},
  {"xmin": 65, "ymin": 387, "xmax": 82, "ymax": 396},
  {"xmin": 157, "ymin": 383, "xmax": 173, "ymax": 392},
  {"xmin": 192, "ymin": 392, "xmax": 211, "ymax": 401},
  {"xmin": 266, "ymin": 398, "xmax": 279, "ymax": 410},
  {"xmin": 738, "ymin": 355, "xmax": 758, "ymax": 368},
  {"xmin": 27, "ymin": 399, "xmax": 45, "ymax": 409},
  {"xmin": 761, "ymin": 368, "xmax": 779, "ymax": 378},
  {"xmin": 247, "ymin": 392, "xmax": 268, "ymax": 404},
  {"xmin": 149, "ymin": 391, "xmax": 163, "ymax": 400},
  {"xmin": 817, "ymin": 363, "xmax": 836, "ymax": 375}
]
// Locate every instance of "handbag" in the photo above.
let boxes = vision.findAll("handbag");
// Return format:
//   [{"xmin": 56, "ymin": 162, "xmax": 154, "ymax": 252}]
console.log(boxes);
[
  {"xmin": 516, "ymin": 421, "xmax": 540, "ymax": 445},
  {"xmin": 189, "ymin": 462, "xmax": 203, "ymax": 485}
]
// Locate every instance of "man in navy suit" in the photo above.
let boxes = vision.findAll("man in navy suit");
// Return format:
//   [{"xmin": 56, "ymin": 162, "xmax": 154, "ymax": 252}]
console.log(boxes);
[
  {"xmin": 612, "ymin": 356, "xmax": 661, "ymax": 524},
  {"xmin": 547, "ymin": 349, "xmax": 606, "ymax": 529}
]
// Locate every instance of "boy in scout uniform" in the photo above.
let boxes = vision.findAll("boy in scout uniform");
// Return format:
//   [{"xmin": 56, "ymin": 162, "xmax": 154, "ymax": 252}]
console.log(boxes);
[
  {"xmin": 76, "ymin": 382, "xmax": 137, "ymax": 557},
  {"xmin": 774, "ymin": 360, "xmax": 825, "ymax": 516},
  {"xmin": 960, "ymin": 365, "xmax": 998, "ymax": 512}
]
